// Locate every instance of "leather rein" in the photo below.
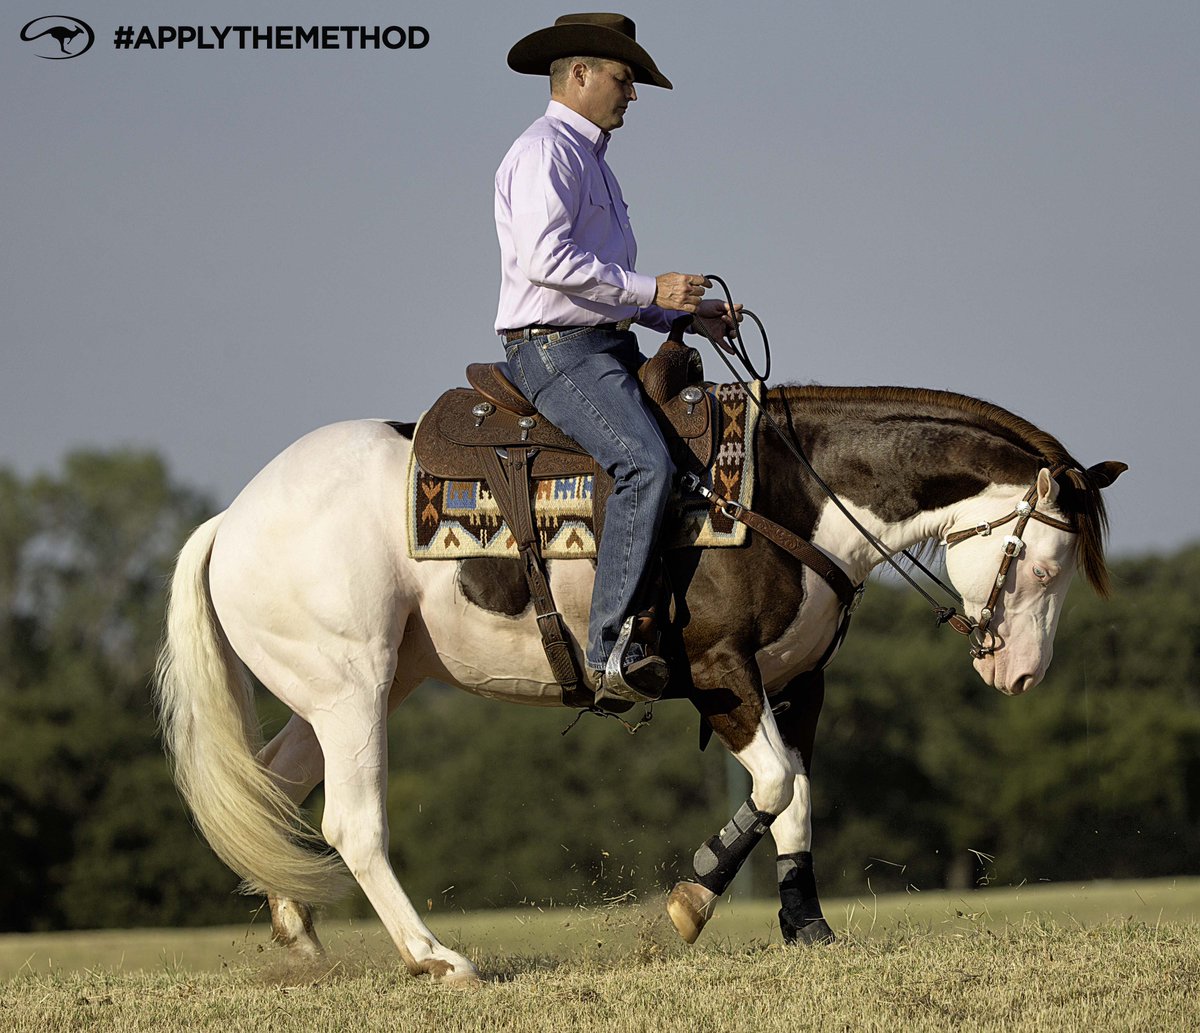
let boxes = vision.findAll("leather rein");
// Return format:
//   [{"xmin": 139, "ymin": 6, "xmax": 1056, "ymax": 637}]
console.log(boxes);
[{"xmin": 686, "ymin": 277, "xmax": 1080, "ymax": 661}]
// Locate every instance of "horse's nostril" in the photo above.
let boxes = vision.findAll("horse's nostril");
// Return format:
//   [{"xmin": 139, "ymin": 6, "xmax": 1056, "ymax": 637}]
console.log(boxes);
[{"xmin": 1008, "ymin": 673, "xmax": 1036, "ymax": 696}]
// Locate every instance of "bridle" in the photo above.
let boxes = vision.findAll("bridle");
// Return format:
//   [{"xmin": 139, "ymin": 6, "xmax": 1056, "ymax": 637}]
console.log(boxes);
[
  {"xmin": 687, "ymin": 276, "xmax": 1081, "ymax": 661},
  {"xmin": 939, "ymin": 466, "xmax": 1076, "ymax": 658}
]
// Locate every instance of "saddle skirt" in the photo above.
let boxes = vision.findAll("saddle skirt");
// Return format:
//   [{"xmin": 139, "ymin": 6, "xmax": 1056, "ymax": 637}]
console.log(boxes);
[{"xmin": 407, "ymin": 340, "xmax": 762, "ymax": 560}]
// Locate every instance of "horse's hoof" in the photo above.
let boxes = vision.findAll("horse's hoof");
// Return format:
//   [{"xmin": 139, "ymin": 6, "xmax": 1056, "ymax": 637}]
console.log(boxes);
[
  {"xmin": 667, "ymin": 881, "xmax": 718, "ymax": 944},
  {"xmin": 780, "ymin": 912, "xmax": 836, "ymax": 945},
  {"xmin": 268, "ymin": 895, "xmax": 325, "ymax": 961},
  {"xmin": 440, "ymin": 965, "xmax": 483, "ymax": 988},
  {"xmin": 419, "ymin": 955, "xmax": 481, "ymax": 986}
]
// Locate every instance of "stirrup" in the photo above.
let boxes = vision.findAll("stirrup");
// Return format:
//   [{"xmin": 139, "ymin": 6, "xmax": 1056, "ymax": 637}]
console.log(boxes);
[{"xmin": 602, "ymin": 616, "xmax": 668, "ymax": 703}]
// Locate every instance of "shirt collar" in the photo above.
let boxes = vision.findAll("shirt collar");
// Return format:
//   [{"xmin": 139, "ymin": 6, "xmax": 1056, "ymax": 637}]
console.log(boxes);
[{"xmin": 545, "ymin": 99, "xmax": 609, "ymax": 157}]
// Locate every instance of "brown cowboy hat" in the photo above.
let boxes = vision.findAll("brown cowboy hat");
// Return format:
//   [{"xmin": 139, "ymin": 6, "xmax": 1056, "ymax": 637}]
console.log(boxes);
[{"xmin": 507, "ymin": 13, "xmax": 673, "ymax": 90}]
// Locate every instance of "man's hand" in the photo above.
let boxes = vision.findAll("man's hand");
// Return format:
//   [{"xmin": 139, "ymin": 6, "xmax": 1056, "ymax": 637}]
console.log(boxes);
[
  {"xmin": 654, "ymin": 272, "xmax": 711, "ymax": 313},
  {"xmin": 692, "ymin": 297, "xmax": 744, "ymax": 342}
]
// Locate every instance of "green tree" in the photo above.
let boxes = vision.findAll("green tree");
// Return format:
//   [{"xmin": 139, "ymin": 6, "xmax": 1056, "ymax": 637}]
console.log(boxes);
[{"xmin": 0, "ymin": 451, "xmax": 241, "ymax": 931}]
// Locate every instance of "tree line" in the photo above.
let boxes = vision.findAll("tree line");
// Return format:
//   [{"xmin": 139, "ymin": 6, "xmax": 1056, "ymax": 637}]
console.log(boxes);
[{"xmin": 1, "ymin": 450, "xmax": 1196, "ymax": 931}]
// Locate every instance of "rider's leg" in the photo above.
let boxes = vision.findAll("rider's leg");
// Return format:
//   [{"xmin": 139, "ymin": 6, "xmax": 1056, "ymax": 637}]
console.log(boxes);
[{"xmin": 507, "ymin": 327, "xmax": 674, "ymax": 696}]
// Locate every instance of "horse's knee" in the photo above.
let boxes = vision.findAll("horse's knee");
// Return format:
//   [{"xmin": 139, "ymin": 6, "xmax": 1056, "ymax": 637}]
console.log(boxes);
[{"xmin": 751, "ymin": 755, "xmax": 795, "ymax": 815}]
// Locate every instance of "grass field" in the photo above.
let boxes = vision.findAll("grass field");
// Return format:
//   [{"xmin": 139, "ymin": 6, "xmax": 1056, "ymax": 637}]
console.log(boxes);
[{"xmin": 3, "ymin": 879, "xmax": 1198, "ymax": 1030}]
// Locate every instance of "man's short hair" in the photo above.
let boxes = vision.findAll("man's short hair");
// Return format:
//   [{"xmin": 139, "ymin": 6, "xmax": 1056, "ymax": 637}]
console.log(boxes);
[{"xmin": 549, "ymin": 54, "xmax": 600, "ymax": 93}]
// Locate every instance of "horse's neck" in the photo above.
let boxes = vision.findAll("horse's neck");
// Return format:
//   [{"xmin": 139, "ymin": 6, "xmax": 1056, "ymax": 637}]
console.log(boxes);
[
  {"xmin": 763, "ymin": 390, "xmax": 1041, "ymax": 583},
  {"xmin": 807, "ymin": 487, "xmax": 963, "ymax": 586}
]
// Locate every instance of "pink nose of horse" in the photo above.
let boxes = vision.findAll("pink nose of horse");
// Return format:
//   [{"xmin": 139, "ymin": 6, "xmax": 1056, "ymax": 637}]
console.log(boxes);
[
  {"xmin": 1004, "ymin": 672, "xmax": 1037, "ymax": 696},
  {"xmin": 973, "ymin": 654, "xmax": 1043, "ymax": 696}
]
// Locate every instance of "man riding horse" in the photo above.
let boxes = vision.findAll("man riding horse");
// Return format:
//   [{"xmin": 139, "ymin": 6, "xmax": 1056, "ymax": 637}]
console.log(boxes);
[{"xmin": 496, "ymin": 13, "xmax": 740, "ymax": 709}]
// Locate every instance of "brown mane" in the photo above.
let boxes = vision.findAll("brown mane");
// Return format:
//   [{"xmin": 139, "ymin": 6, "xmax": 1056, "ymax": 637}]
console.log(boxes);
[{"xmin": 772, "ymin": 385, "xmax": 1114, "ymax": 596}]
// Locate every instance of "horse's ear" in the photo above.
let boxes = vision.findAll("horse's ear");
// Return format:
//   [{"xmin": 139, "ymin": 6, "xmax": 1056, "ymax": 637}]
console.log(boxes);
[
  {"xmin": 1086, "ymin": 461, "xmax": 1128, "ymax": 489},
  {"xmin": 1037, "ymin": 467, "xmax": 1060, "ymax": 504}
]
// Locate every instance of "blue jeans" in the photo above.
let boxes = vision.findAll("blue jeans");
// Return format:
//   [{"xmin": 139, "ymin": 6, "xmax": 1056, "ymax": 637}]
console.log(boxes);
[{"xmin": 504, "ymin": 328, "xmax": 675, "ymax": 671}]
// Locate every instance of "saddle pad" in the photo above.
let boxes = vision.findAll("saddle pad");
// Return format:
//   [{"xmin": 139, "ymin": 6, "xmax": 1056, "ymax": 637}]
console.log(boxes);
[{"xmin": 406, "ymin": 381, "xmax": 762, "ymax": 560}]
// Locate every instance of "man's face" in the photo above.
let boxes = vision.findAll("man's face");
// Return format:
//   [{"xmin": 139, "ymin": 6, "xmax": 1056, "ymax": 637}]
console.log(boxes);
[{"xmin": 577, "ymin": 60, "xmax": 637, "ymax": 132}]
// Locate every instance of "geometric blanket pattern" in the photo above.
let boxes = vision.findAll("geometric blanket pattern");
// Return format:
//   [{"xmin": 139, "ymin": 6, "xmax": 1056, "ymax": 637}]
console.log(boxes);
[{"xmin": 406, "ymin": 380, "xmax": 762, "ymax": 560}]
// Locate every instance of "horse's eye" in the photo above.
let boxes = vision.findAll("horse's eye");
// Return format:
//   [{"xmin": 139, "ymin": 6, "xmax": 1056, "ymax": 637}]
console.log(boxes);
[{"xmin": 1032, "ymin": 565, "xmax": 1048, "ymax": 580}]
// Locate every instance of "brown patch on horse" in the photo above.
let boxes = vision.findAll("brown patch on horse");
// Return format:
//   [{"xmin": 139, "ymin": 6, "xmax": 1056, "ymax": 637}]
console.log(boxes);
[
  {"xmin": 420, "ymin": 958, "xmax": 454, "ymax": 978},
  {"xmin": 772, "ymin": 385, "xmax": 1117, "ymax": 596},
  {"xmin": 456, "ymin": 558, "xmax": 531, "ymax": 616}
]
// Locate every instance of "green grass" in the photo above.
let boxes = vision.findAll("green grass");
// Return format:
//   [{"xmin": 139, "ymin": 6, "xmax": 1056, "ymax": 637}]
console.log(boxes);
[{"xmin": 3, "ymin": 880, "xmax": 1199, "ymax": 1031}]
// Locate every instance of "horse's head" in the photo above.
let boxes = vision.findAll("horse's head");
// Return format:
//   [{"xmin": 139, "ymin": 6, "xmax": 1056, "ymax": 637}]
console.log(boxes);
[{"xmin": 943, "ymin": 462, "xmax": 1126, "ymax": 696}]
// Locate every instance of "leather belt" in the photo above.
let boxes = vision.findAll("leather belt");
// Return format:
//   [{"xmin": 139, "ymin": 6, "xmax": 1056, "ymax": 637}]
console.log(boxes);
[{"xmin": 502, "ymin": 319, "xmax": 634, "ymax": 344}]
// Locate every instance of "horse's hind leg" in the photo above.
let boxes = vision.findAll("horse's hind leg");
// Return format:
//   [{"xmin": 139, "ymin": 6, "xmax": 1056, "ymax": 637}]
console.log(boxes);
[
  {"xmin": 669, "ymin": 664, "xmax": 798, "ymax": 943},
  {"xmin": 257, "ymin": 715, "xmax": 327, "ymax": 959},
  {"xmin": 260, "ymin": 680, "xmax": 430, "ymax": 966},
  {"xmin": 307, "ymin": 678, "xmax": 478, "ymax": 984},
  {"xmin": 768, "ymin": 671, "xmax": 835, "ymax": 945}
]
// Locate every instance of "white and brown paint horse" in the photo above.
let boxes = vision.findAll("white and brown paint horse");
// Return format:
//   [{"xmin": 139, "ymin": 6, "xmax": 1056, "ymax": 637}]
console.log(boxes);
[{"xmin": 155, "ymin": 385, "xmax": 1124, "ymax": 983}]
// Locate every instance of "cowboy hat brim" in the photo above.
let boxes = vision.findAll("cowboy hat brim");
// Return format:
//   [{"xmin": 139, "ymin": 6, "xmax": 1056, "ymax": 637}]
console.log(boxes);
[{"xmin": 507, "ymin": 24, "xmax": 673, "ymax": 89}]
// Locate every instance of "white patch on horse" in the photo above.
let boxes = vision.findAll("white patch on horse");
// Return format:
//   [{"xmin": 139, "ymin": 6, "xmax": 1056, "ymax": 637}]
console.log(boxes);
[{"xmin": 733, "ymin": 711, "xmax": 800, "ymax": 816}]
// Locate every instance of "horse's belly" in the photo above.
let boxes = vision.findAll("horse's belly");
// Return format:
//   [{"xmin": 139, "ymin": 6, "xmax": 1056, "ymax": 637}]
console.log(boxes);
[{"xmin": 412, "ymin": 558, "xmax": 594, "ymax": 706}]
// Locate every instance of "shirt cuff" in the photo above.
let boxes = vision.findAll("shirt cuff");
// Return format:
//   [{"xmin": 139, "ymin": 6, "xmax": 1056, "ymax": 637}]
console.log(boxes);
[{"xmin": 627, "ymin": 271, "xmax": 658, "ymax": 308}]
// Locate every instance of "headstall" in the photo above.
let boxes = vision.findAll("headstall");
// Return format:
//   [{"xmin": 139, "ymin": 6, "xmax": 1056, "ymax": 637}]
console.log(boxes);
[{"xmin": 939, "ymin": 465, "xmax": 1075, "ymax": 657}]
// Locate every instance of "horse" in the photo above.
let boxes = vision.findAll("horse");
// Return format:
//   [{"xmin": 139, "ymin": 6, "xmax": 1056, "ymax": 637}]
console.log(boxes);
[{"xmin": 155, "ymin": 382, "xmax": 1125, "ymax": 984}]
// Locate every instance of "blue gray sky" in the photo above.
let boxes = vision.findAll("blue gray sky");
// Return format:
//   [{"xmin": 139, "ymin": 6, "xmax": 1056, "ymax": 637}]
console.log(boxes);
[{"xmin": 4, "ymin": 1, "xmax": 1197, "ymax": 556}]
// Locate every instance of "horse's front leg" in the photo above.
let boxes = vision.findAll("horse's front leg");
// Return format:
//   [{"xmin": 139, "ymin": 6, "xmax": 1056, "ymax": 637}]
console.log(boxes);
[
  {"xmin": 669, "ymin": 662, "xmax": 797, "ymax": 943},
  {"xmin": 769, "ymin": 670, "xmax": 835, "ymax": 945}
]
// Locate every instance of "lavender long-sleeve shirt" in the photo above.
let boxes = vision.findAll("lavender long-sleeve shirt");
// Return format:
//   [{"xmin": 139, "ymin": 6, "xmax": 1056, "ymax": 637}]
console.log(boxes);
[{"xmin": 494, "ymin": 100, "xmax": 680, "ymax": 334}]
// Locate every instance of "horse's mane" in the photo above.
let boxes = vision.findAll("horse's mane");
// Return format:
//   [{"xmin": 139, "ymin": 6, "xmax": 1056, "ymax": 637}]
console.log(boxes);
[{"xmin": 772, "ymin": 385, "xmax": 1114, "ymax": 596}]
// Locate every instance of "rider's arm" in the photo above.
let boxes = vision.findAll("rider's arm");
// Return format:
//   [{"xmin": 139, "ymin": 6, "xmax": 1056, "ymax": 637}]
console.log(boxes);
[{"xmin": 502, "ymin": 139, "xmax": 657, "ymax": 309}]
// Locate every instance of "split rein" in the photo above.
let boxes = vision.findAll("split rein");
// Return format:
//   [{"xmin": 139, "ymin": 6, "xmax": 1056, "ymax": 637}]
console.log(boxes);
[{"xmin": 686, "ymin": 276, "xmax": 1078, "ymax": 660}]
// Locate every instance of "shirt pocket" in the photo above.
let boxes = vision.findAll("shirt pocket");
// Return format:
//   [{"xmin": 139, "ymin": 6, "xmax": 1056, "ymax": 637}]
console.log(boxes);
[
  {"xmin": 588, "ymin": 184, "xmax": 631, "ymax": 234},
  {"xmin": 587, "ymin": 183, "xmax": 613, "ymax": 213}
]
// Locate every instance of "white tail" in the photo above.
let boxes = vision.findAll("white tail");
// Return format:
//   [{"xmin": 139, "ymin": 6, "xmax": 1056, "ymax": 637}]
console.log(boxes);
[{"xmin": 154, "ymin": 514, "xmax": 349, "ymax": 903}]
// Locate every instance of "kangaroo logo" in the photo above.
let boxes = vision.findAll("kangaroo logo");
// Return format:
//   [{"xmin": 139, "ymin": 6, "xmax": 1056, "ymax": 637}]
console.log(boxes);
[{"xmin": 20, "ymin": 16, "xmax": 95, "ymax": 59}]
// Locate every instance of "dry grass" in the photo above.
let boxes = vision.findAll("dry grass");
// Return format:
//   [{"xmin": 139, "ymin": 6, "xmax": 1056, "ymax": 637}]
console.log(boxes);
[{"xmin": 3, "ymin": 881, "xmax": 1199, "ymax": 1031}]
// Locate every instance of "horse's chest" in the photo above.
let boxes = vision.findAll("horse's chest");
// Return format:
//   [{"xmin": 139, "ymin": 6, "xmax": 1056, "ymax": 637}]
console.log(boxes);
[{"xmin": 755, "ymin": 571, "xmax": 844, "ymax": 690}]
